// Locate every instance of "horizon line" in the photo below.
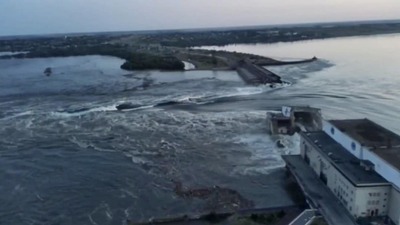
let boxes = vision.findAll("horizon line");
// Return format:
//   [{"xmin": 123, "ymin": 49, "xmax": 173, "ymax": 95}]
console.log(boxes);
[{"xmin": 1, "ymin": 18, "xmax": 400, "ymax": 39}]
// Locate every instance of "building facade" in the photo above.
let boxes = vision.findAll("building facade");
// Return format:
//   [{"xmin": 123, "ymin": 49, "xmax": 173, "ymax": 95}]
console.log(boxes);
[
  {"xmin": 322, "ymin": 119, "xmax": 400, "ymax": 225},
  {"xmin": 300, "ymin": 131, "xmax": 391, "ymax": 219}
]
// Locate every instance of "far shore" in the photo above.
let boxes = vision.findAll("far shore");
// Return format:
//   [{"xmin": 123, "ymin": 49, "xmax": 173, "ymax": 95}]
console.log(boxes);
[{"xmin": 2, "ymin": 20, "xmax": 399, "ymax": 71}]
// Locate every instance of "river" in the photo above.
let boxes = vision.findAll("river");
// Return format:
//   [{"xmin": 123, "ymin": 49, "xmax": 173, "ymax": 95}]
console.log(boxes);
[
  {"xmin": 0, "ymin": 34, "xmax": 399, "ymax": 225},
  {"xmin": 197, "ymin": 34, "xmax": 400, "ymax": 133}
]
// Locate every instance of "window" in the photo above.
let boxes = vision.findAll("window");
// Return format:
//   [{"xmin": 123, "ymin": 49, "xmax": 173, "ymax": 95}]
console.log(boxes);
[
  {"xmin": 383, "ymin": 205, "xmax": 386, "ymax": 208},
  {"xmin": 351, "ymin": 142, "xmax": 356, "ymax": 151},
  {"xmin": 331, "ymin": 127, "xmax": 335, "ymax": 135}
]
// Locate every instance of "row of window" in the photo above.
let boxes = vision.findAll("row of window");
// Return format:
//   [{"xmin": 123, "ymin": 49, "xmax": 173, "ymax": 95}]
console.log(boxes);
[
  {"xmin": 368, "ymin": 200, "xmax": 380, "ymax": 205},
  {"xmin": 369, "ymin": 192, "xmax": 388, "ymax": 197},
  {"xmin": 369, "ymin": 192, "xmax": 381, "ymax": 197}
]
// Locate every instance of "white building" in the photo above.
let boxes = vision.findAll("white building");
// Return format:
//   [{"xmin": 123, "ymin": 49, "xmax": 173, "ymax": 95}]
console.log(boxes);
[
  {"xmin": 300, "ymin": 131, "xmax": 391, "ymax": 219},
  {"xmin": 318, "ymin": 119, "xmax": 400, "ymax": 224}
]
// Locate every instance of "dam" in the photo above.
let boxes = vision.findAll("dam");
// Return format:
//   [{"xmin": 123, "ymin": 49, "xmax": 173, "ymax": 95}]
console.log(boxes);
[{"xmin": 236, "ymin": 59, "xmax": 282, "ymax": 85}]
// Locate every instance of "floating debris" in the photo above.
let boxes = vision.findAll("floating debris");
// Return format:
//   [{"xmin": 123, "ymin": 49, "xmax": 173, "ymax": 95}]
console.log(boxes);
[{"xmin": 44, "ymin": 67, "xmax": 52, "ymax": 76}]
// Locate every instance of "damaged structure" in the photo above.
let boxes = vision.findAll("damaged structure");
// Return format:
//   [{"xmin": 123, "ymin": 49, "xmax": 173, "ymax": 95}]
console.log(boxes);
[
  {"xmin": 266, "ymin": 106, "xmax": 323, "ymax": 135},
  {"xmin": 283, "ymin": 114, "xmax": 400, "ymax": 225}
]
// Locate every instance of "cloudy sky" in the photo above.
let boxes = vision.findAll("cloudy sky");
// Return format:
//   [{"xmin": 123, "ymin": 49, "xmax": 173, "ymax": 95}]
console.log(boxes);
[{"xmin": 1, "ymin": 0, "xmax": 399, "ymax": 36}]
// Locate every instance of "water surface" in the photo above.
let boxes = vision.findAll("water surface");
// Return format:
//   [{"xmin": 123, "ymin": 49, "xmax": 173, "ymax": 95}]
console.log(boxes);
[{"xmin": 1, "ymin": 34, "xmax": 400, "ymax": 224}]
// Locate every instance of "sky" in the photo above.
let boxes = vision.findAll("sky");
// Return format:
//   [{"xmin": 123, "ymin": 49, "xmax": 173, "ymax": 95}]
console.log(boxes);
[{"xmin": 1, "ymin": 0, "xmax": 400, "ymax": 36}]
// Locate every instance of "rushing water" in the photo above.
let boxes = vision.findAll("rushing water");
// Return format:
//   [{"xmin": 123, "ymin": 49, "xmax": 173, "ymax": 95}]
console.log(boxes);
[
  {"xmin": 198, "ymin": 34, "xmax": 400, "ymax": 133},
  {"xmin": 1, "ymin": 34, "xmax": 400, "ymax": 225}
]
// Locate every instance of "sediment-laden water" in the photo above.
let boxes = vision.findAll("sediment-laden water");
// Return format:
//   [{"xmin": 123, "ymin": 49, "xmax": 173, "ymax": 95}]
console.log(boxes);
[{"xmin": 1, "ymin": 34, "xmax": 399, "ymax": 225}]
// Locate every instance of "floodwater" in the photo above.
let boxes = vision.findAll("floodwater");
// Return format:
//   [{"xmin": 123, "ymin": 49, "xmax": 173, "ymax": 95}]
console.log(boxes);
[
  {"xmin": 197, "ymin": 34, "xmax": 400, "ymax": 133},
  {"xmin": 1, "ymin": 34, "xmax": 399, "ymax": 224}
]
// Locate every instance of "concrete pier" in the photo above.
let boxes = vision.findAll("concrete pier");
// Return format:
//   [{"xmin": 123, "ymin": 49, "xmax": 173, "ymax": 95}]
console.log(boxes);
[{"xmin": 236, "ymin": 60, "xmax": 282, "ymax": 85}]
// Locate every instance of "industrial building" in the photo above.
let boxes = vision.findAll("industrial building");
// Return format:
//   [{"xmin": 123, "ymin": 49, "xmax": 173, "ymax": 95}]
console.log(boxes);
[
  {"xmin": 266, "ymin": 106, "xmax": 322, "ymax": 135},
  {"xmin": 298, "ymin": 118, "xmax": 400, "ymax": 224}
]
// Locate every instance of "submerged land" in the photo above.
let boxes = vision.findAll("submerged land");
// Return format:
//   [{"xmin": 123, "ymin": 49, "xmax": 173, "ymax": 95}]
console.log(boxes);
[{"xmin": 1, "ymin": 20, "xmax": 400, "ymax": 72}]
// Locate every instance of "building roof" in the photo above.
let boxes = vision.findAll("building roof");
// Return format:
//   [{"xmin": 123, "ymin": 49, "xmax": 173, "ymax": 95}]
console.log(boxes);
[
  {"xmin": 290, "ymin": 105, "xmax": 321, "ymax": 113},
  {"xmin": 329, "ymin": 119, "xmax": 400, "ymax": 171},
  {"xmin": 267, "ymin": 112, "xmax": 290, "ymax": 120},
  {"xmin": 301, "ymin": 131, "xmax": 390, "ymax": 186}
]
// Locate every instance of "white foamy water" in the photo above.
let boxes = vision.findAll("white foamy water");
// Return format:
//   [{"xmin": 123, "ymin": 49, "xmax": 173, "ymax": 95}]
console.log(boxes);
[
  {"xmin": 182, "ymin": 61, "xmax": 196, "ymax": 70},
  {"xmin": 0, "ymin": 51, "xmax": 29, "ymax": 56},
  {"xmin": 1, "ymin": 34, "xmax": 400, "ymax": 225}
]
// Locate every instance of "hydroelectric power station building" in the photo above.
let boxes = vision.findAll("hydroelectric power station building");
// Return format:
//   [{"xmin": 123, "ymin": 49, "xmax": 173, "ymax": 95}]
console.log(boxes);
[{"xmin": 295, "ymin": 118, "xmax": 400, "ymax": 224}]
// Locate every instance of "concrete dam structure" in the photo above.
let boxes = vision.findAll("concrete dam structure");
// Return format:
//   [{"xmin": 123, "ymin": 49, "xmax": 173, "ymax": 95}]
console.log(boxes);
[{"xmin": 236, "ymin": 60, "xmax": 282, "ymax": 85}]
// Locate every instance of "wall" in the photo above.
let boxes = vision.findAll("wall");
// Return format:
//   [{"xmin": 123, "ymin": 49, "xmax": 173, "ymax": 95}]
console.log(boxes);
[
  {"xmin": 301, "ymin": 136, "xmax": 356, "ymax": 214},
  {"xmin": 327, "ymin": 164, "xmax": 357, "ymax": 216},
  {"xmin": 300, "ymin": 136, "xmax": 327, "ymax": 175},
  {"xmin": 323, "ymin": 120, "xmax": 400, "ymax": 189},
  {"xmin": 301, "ymin": 134, "xmax": 391, "ymax": 218},
  {"xmin": 321, "ymin": 120, "xmax": 400, "ymax": 224},
  {"xmin": 322, "ymin": 121, "xmax": 363, "ymax": 159},
  {"xmin": 362, "ymin": 148, "xmax": 400, "ymax": 189},
  {"xmin": 389, "ymin": 188, "xmax": 400, "ymax": 225},
  {"xmin": 354, "ymin": 186, "xmax": 391, "ymax": 217}
]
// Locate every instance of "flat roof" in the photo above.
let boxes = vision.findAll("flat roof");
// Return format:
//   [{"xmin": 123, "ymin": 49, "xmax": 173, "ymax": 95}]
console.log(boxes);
[
  {"xmin": 329, "ymin": 119, "xmax": 400, "ymax": 171},
  {"xmin": 267, "ymin": 112, "xmax": 290, "ymax": 120},
  {"xmin": 301, "ymin": 131, "xmax": 389, "ymax": 186},
  {"xmin": 291, "ymin": 106, "xmax": 321, "ymax": 112}
]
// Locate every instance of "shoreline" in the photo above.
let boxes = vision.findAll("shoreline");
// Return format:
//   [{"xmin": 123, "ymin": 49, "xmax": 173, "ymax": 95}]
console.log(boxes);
[{"xmin": 2, "ymin": 21, "xmax": 399, "ymax": 71}]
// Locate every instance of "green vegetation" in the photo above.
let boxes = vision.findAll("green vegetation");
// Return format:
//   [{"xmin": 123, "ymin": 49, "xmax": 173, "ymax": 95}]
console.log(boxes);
[
  {"xmin": 121, "ymin": 53, "xmax": 184, "ymax": 70},
  {"xmin": 2, "ymin": 21, "xmax": 399, "ymax": 71},
  {"xmin": 129, "ymin": 22, "xmax": 400, "ymax": 47}
]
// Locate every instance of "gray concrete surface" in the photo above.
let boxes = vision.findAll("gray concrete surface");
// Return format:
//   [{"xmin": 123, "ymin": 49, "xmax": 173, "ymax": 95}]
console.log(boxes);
[
  {"xmin": 282, "ymin": 155, "xmax": 358, "ymax": 225},
  {"xmin": 289, "ymin": 209, "xmax": 317, "ymax": 225}
]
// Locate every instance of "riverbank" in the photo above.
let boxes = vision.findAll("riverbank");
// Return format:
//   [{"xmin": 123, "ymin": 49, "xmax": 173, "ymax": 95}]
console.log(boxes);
[
  {"xmin": 0, "ymin": 45, "xmax": 185, "ymax": 71},
  {"xmin": 123, "ymin": 20, "xmax": 400, "ymax": 47},
  {"xmin": 3, "ymin": 20, "xmax": 396, "ymax": 71},
  {"xmin": 0, "ymin": 42, "xmax": 316, "ymax": 73}
]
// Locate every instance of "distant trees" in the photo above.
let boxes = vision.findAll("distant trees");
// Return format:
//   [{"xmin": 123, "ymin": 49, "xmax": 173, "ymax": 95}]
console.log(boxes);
[
  {"xmin": 139, "ymin": 23, "xmax": 400, "ymax": 47},
  {"xmin": 120, "ymin": 54, "xmax": 184, "ymax": 71}
]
